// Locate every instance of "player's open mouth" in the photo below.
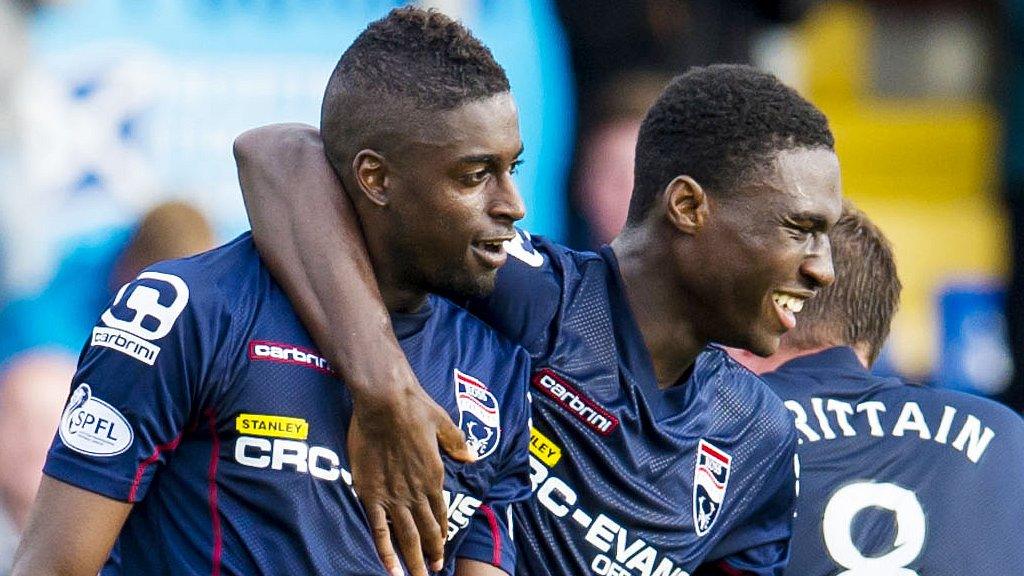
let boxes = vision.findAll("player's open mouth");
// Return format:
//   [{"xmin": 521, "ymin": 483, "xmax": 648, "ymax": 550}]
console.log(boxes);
[
  {"xmin": 771, "ymin": 291, "xmax": 807, "ymax": 331},
  {"xmin": 471, "ymin": 238, "xmax": 511, "ymax": 269}
]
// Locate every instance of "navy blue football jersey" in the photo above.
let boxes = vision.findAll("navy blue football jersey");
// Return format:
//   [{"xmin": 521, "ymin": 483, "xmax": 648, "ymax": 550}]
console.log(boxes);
[
  {"xmin": 463, "ymin": 230, "xmax": 799, "ymax": 576},
  {"xmin": 43, "ymin": 233, "xmax": 532, "ymax": 575},
  {"xmin": 763, "ymin": 346, "xmax": 1024, "ymax": 575}
]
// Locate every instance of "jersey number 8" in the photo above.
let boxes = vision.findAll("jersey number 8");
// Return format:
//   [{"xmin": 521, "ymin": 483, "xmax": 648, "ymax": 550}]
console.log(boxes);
[{"xmin": 822, "ymin": 481, "xmax": 925, "ymax": 576}]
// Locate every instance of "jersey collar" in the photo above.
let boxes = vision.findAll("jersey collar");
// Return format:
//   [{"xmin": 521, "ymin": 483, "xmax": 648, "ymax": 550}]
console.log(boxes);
[
  {"xmin": 599, "ymin": 245, "xmax": 695, "ymax": 419},
  {"xmin": 390, "ymin": 295, "xmax": 435, "ymax": 340},
  {"xmin": 774, "ymin": 346, "xmax": 867, "ymax": 374},
  {"xmin": 767, "ymin": 346, "xmax": 904, "ymax": 394}
]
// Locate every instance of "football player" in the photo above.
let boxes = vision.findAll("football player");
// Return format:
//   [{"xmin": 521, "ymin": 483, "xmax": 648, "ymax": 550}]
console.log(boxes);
[
  {"xmin": 13, "ymin": 9, "xmax": 532, "ymax": 576},
  {"xmin": 234, "ymin": 64, "xmax": 844, "ymax": 575},
  {"xmin": 730, "ymin": 204, "xmax": 1024, "ymax": 575}
]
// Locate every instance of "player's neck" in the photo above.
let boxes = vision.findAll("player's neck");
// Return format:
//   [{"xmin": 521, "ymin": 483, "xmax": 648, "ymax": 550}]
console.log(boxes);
[
  {"xmin": 611, "ymin": 231, "xmax": 705, "ymax": 389},
  {"xmin": 375, "ymin": 265, "xmax": 429, "ymax": 313},
  {"xmin": 362, "ymin": 235, "xmax": 429, "ymax": 314},
  {"xmin": 380, "ymin": 285, "xmax": 429, "ymax": 314}
]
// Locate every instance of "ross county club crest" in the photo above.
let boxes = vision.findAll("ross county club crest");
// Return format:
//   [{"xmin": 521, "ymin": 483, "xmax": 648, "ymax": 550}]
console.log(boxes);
[
  {"xmin": 693, "ymin": 439, "xmax": 732, "ymax": 537},
  {"xmin": 454, "ymin": 369, "xmax": 501, "ymax": 461}
]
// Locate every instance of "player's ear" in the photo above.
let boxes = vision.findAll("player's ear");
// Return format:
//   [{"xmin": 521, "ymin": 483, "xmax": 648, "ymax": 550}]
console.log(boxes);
[
  {"xmin": 352, "ymin": 149, "xmax": 389, "ymax": 207},
  {"xmin": 663, "ymin": 175, "xmax": 707, "ymax": 235}
]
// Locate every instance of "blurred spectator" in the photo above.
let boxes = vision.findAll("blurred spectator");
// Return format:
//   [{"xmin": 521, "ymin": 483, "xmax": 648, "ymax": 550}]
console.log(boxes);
[
  {"xmin": 554, "ymin": 0, "xmax": 814, "ymax": 246},
  {"xmin": 0, "ymin": 201, "xmax": 214, "ymax": 367},
  {"xmin": 0, "ymin": 349, "xmax": 76, "ymax": 574},
  {"xmin": 575, "ymin": 72, "xmax": 668, "ymax": 243}
]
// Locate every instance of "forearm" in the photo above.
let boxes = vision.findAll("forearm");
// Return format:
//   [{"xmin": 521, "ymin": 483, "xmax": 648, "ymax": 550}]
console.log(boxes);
[
  {"xmin": 234, "ymin": 124, "xmax": 408, "ymax": 396},
  {"xmin": 12, "ymin": 477, "xmax": 131, "ymax": 576},
  {"xmin": 234, "ymin": 125, "xmax": 470, "ymax": 574}
]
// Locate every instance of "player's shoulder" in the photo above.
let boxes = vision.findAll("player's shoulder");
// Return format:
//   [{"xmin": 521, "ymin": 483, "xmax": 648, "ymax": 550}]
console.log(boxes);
[
  {"xmin": 505, "ymin": 228, "xmax": 607, "ymax": 287},
  {"xmin": 700, "ymin": 344, "xmax": 796, "ymax": 445},
  {"xmin": 464, "ymin": 229, "xmax": 577, "ymax": 354},
  {"xmin": 105, "ymin": 233, "xmax": 267, "ymax": 354},
  {"xmin": 911, "ymin": 385, "xmax": 1024, "ymax": 436},
  {"xmin": 140, "ymin": 233, "xmax": 262, "ymax": 313},
  {"xmin": 145, "ymin": 232, "xmax": 259, "ymax": 288},
  {"xmin": 431, "ymin": 297, "xmax": 532, "ymax": 377}
]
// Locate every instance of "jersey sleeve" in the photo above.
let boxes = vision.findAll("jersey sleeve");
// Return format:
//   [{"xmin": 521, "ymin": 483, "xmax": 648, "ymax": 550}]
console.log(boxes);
[
  {"xmin": 454, "ymin": 348, "xmax": 533, "ymax": 574},
  {"xmin": 700, "ymin": 425, "xmax": 798, "ymax": 576},
  {"xmin": 465, "ymin": 229, "xmax": 562, "ymax": 357},
  {"xmin": 43, "ymin": 266, "xmax": 228, "ymax": 503}
]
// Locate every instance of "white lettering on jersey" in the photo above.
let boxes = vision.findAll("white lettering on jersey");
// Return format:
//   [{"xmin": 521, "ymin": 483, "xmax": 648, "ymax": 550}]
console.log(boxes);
[
  {"xmin": 529, "ymin": 455, "xmax": 691, "ymax": 576},
  {"xmin": 94, "ymin": 271, "xmax": 189, "ymax": 364},
  {"xmin": 822, "ymin": 481, "xmax": 925, "ymax": 575},
  {"xmin": 892, "ymin": 402, "xmax": 931, "ymax": 440},
  {"xmin": 785, "ymin": 400, "xmax": 821, "ymax": 442},
  {"xmin": 783, "ymin": 397, "xmax": 997, "ymax": 464},
  {"xmin": 248, "ymin": 341, "xmax": 333, "ymax": 374},
  {"xmin": 951, "ymin": 415, "xmax": 996, "ymax": 463},
  {"xmin": 59, "ymin": 383, "xmax": 134, "ymax": 457},
  {"xmin": 233, "ymin": 435, "xmax": 482, "ymax": 541}
]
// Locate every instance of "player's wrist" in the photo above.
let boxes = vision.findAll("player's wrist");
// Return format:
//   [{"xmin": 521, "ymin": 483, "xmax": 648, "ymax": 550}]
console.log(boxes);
[{"xmin": 347, "ymin": 361, "xmax": 423, "ymax": 414}]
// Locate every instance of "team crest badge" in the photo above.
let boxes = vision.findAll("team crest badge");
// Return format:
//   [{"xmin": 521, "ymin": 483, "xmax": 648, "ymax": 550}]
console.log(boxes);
[
  {"xmin": 693, "ymin": 439, "xmax": 732, "ymax": 537},
  {"xmin": 455, "ymin": 369, "xmax": 501, "ymax": 460}
]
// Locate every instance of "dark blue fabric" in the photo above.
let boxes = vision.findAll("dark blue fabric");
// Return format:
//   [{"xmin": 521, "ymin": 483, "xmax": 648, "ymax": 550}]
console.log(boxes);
[
  {"xmin": 466, "ymin": 230, "xmax": 798, "ymax": 576},
  {"xmin": 764, "ymin": 346, "xmax": 1024, "ymax": 575},
  {"xmin": 44, "ymin": 233, "xmax": 532, "ymax": 575}
]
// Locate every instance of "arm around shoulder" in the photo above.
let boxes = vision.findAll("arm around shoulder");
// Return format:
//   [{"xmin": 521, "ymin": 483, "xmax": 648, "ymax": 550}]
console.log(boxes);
[{"xmin": 233, "ymin": 125, "xmax": 474, "ymax": 575}]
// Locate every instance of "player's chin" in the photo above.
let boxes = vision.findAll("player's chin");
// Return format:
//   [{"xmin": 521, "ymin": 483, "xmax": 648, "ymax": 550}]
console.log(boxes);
[
  {"xmin": 448, "ymin": 268, "xmax": 498, "ymax": 300},
  {"xmin": 473, "ymin": 269, "xmax": 499, "ymax": 295},
  {"xmin": 737, "ymin": 330, "xmax": 781, "ymax": 358}
]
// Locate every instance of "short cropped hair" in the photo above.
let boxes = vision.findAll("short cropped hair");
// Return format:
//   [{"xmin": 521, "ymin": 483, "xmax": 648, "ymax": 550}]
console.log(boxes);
[
  {"xmin": 321, "ymin": 7, "xmax": 509, "ymax": 173},
  {"xmin": 626, "ymin": 65, "xmax": 834, "ymax": 224},
  {"xmin": 784, "ymin": 203, "xmax": 902, "ymax": 365}
]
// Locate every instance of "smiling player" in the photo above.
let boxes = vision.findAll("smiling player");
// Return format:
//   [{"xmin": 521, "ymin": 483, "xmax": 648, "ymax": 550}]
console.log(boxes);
[
  {"xmin": 13, "ymin": 9, "xmax": 532, "ymax": 576},
  {"xmin": 731, "ymin": 205, "xmax": 1024, "ymax": 575},
  {"xmin": 235, "ymin": 64, "xmax": 843, "ymax": 575}
]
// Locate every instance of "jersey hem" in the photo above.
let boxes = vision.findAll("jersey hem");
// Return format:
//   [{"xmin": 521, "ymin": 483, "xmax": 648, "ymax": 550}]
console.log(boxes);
[{"xmin": 42, "ymin": 456, "xmax": 135, "ymax": 502}]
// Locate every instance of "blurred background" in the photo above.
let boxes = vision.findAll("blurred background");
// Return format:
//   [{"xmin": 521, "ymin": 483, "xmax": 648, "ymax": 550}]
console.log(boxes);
[{"xmin": 0, "ymin": 0, "xmax": 1019, "ymax": 569}]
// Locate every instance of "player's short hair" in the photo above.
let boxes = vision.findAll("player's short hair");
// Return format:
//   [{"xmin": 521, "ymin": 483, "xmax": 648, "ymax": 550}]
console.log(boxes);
[
  {"xmin": 784, "ymin": 203, "xmax": 902, "ymax": 365},
  {"xmin": 320, "ymin": 7, "xmax": 509, "ymax": 175},
  {"xmin": 626, "ymin": 64, "xmax": 835, "ymax": 225}
]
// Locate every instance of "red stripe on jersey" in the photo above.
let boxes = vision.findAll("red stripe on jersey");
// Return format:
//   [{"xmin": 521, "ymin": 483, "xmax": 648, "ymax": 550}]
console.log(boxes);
[
  {"xmin": 700, "ymin": 442, "xmax": 731, "ymax": 464},
  {"xmin": 455, "ymin": 369, "xmax": 488, "ymax": 389},
  {"xmin": 128, "ymin": 433, "xmax": 183, "ymax": 502},
  {"xmin": 206, "ymin": 409, "xmax": 222, "ymax": 576},
  {"xmin": 479, "ymin": 504, "xmax": 502, "ymax": 567}
]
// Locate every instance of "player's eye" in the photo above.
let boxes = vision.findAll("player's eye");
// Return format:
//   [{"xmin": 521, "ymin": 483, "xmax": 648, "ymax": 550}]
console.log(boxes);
[
  {"xmin": 787, "ymin": 225, "xmax": 813, "ymax": 241},
  {"xmin": 461, "ymin": 169, "xmax": 489, "ymax": 186}
]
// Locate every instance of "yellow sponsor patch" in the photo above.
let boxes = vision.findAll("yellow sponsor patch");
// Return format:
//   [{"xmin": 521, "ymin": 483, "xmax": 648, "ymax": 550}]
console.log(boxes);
[
  {"xmin": 235, "ymin": 414, "xmax": 309, "ymax": 440},
  {"xmin": 529, "ymin": 426, "xmax": 562, "ymax": 467}
]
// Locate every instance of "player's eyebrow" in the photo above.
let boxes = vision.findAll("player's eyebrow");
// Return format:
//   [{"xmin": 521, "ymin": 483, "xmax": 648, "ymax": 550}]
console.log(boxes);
[
  {"xmin": 459, "ymin": 145, "xmax": 525, "ymax": 166},
  {"xmin": 789, "ymin": 212, "xmax": 830, "ymax": 231}
]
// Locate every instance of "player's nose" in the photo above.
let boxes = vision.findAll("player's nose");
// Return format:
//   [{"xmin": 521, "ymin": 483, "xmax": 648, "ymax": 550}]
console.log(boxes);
[
  {"xmin": 802, "ymin": 234, "xmax": 835, "ymax": 288},
  {"xmin": 489, "ymin": 177, "xmax": 526, "ymax": 224}
]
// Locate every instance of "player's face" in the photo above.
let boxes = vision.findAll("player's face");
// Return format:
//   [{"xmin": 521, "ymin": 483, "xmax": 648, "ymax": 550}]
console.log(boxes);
[
  {"xmin": 698, "ymin": 147, "xmax": 842, "ymax": 356},
  {"xmin": 385, "ymin": 92, "xmax": 525, "ymax": 300}
]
